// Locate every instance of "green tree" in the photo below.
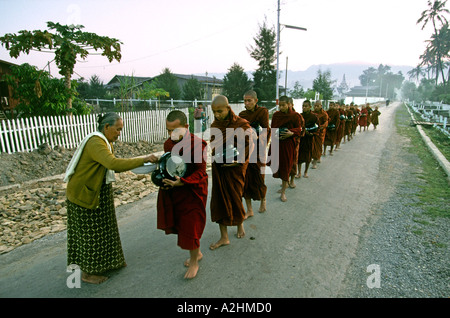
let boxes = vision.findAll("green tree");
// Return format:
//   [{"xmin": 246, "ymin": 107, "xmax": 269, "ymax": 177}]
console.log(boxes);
[
  {"xmin": 87, "ymin": 75, "xmax": 106, "ymax": 99},
  {"xmin": 248, "ymin": 19, "xmax": 277, "ymax": 102},
  {"xmin": 359, "ymin": 64, "xmax": 405, "ymax": 98},
  {"xmin": 417, "ymin": 78, "xmax": 436, "ymax": 101},
  {"xmin": 4, "ymin": 63, "xmax": 90, "ymax": 117},
  {"xmin": 422, "ymin": 22, "xmax": 450, "ymax": 85},
  {"xmin": 359, "ymin": 66, "xmax": 378, "ymax": 87},
  {"xmin": 182, "ymin": 76, "xmax": 204, "ymax": 100},
  {"xmin": 156, "ymin": 68, "xmax": 181, "ymax": 100},
  {"xmin": 417, "ymin": 0, "xmax": 449, "ymax": 86},
  {"xmin": 117, "ymin": 74, "xmax": 137, "ymax": 112},
  {"xmin": 0, "ymin": 22, "xmax": 122, "ymax": 111},
  {"xmin": 77, "ymin": 75, "xmax": 107, "ymax": 100},
  {"xmin": 401, "ymin": 81, "xmax": 418, "ymax": 101},
  {"xmin": 304, "ymin": 89, "xmax": 316, "ymax": 100},
  {"xmin": 136, "ymin": 79, "xmax": 169, "ymax": 100},
  {"xmin": 288, "ymin": 81, "xmax": 305, "ymax": 99},
  {"xmin": 407, "ymin": 65, "xmax": 426, "ymax": 84},
  {"xmin": 222, "ymin": 63, "xmax": 252, "ymax": 102},
  {"xmin": 312, "ymin": 69, "xmax": 335, "ymax": 100}
]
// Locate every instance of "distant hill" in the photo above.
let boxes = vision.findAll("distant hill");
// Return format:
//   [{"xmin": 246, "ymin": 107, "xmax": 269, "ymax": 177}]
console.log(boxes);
[{"xmin": 200, "ymin": 62, "xmax": 414, "ymax": 90}]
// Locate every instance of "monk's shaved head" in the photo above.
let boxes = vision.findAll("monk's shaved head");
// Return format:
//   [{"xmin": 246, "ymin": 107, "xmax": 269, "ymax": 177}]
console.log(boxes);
[
  {"xmin": 211, "ymin": 95, "xmax": 231, "ymax": 121},
  {"xmin": 243, "ymin": 90, "xmax": 257, "ymax": 99},
  {"xmin": 212, "ymin": 95, "xmax": 229, "ymax": 107}
]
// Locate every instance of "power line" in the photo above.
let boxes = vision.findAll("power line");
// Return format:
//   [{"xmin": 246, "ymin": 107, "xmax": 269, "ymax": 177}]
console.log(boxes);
[{"xmin": 77, "ymin": 25, "xmax": 238, "ymax": 70}]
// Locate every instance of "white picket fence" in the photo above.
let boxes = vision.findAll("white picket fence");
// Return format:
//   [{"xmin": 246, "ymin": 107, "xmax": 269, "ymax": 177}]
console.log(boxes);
[{"xmin": 0, "ymin": 108, "xmax": 189, "ymax": 154}]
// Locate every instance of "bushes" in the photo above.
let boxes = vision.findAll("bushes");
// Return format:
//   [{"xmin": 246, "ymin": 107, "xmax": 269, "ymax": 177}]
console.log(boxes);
[{"xmin": 4, "ymin": 63, "xmax": 92, "ymax": 117}]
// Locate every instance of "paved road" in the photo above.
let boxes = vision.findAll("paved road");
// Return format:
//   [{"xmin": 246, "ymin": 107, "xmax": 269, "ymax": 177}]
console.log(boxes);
[{"xmin": 0, "ymin": 102, "xmax": 399, "ymax": 298}]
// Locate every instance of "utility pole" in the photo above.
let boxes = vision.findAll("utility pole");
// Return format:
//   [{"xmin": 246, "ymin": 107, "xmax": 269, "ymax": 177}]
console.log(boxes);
[
  {"xmin": 276, "ymin": 0, "xmax": 281, "ymax": 104},
  {"xmin": 285, "ymin": 56, "xmax": 288, "ymax": 95},
  {"xmin": 275, "ymin": 0, "xmax": 307, "ymax": 104}
]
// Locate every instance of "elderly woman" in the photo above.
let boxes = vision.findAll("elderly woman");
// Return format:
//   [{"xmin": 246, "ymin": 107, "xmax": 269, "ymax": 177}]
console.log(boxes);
[{"xmin": 64, "ymin": 113, "xmax": 154, "ymax": 284}]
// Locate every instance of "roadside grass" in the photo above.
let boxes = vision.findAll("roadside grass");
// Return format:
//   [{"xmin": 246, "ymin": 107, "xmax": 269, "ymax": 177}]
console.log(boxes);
[
  {"xmin": 406, "ymin": 104, "xmax": 450, "ymax": 161},
  {"xmin": 421, "ymin": 126, "xmax": 450, "ymax": 161},
  {"xmin": 395, "ymin": 103, "xmax": 450, "ymax": 248}
]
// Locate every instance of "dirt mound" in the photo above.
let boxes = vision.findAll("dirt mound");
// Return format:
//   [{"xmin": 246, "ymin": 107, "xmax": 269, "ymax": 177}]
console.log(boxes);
[
  {"xmin": 0, "ymin": 140, "xmax": 164, "ymax": 187},
  {"xmin": 0, "ymin": 139, "xmax": 164, "ymax": 254}
]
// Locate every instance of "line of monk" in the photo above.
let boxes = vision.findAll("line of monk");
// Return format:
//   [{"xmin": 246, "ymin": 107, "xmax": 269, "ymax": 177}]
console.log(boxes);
[{"xmin": 153, "ymin": 92, "xmax": 380, "ymax": 279}]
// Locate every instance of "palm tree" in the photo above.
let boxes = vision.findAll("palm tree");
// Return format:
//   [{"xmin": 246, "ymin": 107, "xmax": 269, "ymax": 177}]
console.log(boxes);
[
  {"xmin": 437, "ymin": 23, "xmax": 450, "ymax": 83},
  {"xmin": 419, "ymin": 46, "xmax": 439, "ymax": 84},
  {"xmin": 427, "ymin": 23, "xmax": 450, "ymax": 85},
  {"xmin": 417, "ymin": 0, "xmax": 450, "ymax": 85},
  {"xmin": 407, "ymin": 65, "xmax": 426, "ymax": 84}
]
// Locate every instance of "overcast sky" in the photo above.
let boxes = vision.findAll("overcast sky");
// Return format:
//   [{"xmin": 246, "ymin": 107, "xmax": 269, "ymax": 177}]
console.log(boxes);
[{"xmin": 0, "ymin": 0, "xmax": 445, "ymax": 83}]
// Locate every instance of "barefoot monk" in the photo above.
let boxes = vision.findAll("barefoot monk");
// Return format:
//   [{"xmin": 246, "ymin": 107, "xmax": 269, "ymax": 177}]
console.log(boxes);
[
  {"xmin": 239, "ymin": 90, "xmax": 271, "ymax": 217},
  {"xmin": 209, "ymin": 95, "xmax": 253, "ymax": 250}
]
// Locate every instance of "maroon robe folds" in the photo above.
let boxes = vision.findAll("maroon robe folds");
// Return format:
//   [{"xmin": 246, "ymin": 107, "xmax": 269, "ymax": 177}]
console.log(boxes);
[
  {"xmin": 290, "ymin": 108, "xmax": 304, "ymax": 175},
  {"xmin": 239, "ymin": 105, "xmax": 271, "ymax": 201},
  {"xmin": 210, "ymin": 109, "xmax": 252, "ymax": 226},
  {"xmin": 157, "ymin": 132, "xmax": 208, "ymax": 250},
  {"xmin": 312, "ymin": 109, "xmax": 328, "ymax": 160},
  {"xmin": 336, "ymin": 108, "xmax": 346, "ymax": 145},
  {"xmin": 268, "ymin": 109, "xmax": 301, "ymax": 181},
  {"xmin": 298, "ymin": 111, "xmax": 319, "ymax": 164},
  {"xmin": 352, "ymin": 108, "xmax": 359, "ymax": 134},
  {"xmin": 371, "ymin": 110, "xmax": 381, "ymax": 126},
  {"xmin": 324, "ymin": 108, "xmax": 340, "ymax": 146},
  {"xmin": 359, "ymin": 108, "xmax": 368, "ymax": 127},
  {"xmin": 345, "ymin": 109, "xmax": 353, "ymax": 136}
]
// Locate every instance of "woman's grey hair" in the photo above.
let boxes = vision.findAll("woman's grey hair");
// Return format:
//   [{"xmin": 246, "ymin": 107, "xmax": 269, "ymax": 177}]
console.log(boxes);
[{"xmin": 97, "ymin": 112, "xmax": 122, "ymax": 132}]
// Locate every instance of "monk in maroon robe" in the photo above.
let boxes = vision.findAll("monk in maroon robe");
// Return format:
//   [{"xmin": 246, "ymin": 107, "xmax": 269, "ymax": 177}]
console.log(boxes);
[
  {"xmin": 323, "ymin": 102, "xmax": 340, "ymax": 156},
  {"xmin": 335, "ymin": 104, "xmax": 346, "ymax": 150},
  {"xmin": 239, "ymin": 90, "xmax": 271, "ymax": 217},
  {"xmin": 366, "ymin": 103, "xmax": 373, "ymax": 129},
  {"xmin": 371, "ymin": 106, "xmax": 381, "ymax": 129},
  {"xmin": 268, "ymin": 96, "xmax": 301, "ymax": 202},
  {"xmin": 154, "ymin": 110, "xmax": 208, "ymax": 279},
  {"xmin": 351, "ymin": 105, "xmax": 359, "ymax": 136},
  {"xmin": 288, "ymin": 97, "xmax": 304, "ymax": 188},
  {"xmin": 311, "ymin": 101, "xmax": 328, "ymax": 169},
  {"xmin": 296, "ymin": 100, "xmax": 318, "ymax": 178},
  {"xmin": 344, "ymin": 106, "xmax": 354, "ymax": 141},
  {"xmin": 359, "ymin": 105, "xmax": 368, "ymax": 132},
  {"xmin": 209, "ymin": 95, "xmax": 252, "ymax": 250}
]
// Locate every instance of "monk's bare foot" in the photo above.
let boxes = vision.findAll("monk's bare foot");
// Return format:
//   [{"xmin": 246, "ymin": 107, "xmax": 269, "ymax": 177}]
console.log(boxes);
[
  {"xmin": 289, "ymin": 182, "xmax": 296, "ymax": 188},
  {"xmin": 210, "ymin": 239, "xmax": 229, "ymax": 250},
  {"xmin": 184, "ymin": 261, "xmax": 199, "ymax": 279},
  {"xmin": 280, "ymin": 193, "xmax": 287, "ymax": 202},
  {"xmin": 258, "ymin": 199, "xmax": 266, "ymax": 213},
  {"xmin": 244, "ymin": 210, "xmax": 254, "ymax": 219},
  {"xmin": 303, "ymin": 173, "xmax": 309, "ymax": 178},
  {"xmin": 81, "ymin": 272, "xmax": 108, "ymax": 284},
  {"xmin": 236, "ymin": 224, "xmax": 245, "ymax": 238},
  {"xmin": 184, "ymin": 251, "xmax": 203, "ymax": 267},
  {"xmin": 184, "ymin": 251, "xmax": 203, "ymax": 279},
  {"xmin": 295, "ymin": 173, "xmax": 301, "ymax": 179}
]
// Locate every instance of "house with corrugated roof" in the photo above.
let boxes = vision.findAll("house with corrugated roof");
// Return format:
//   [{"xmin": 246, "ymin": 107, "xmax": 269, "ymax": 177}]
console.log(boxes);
[
  {"xmin": 0, "ymin": 59, "xmax": 20, "ymax": 119},
  {"xmin": 105, "ymin": 73, "xmax": 223, "ymax": 100}
]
